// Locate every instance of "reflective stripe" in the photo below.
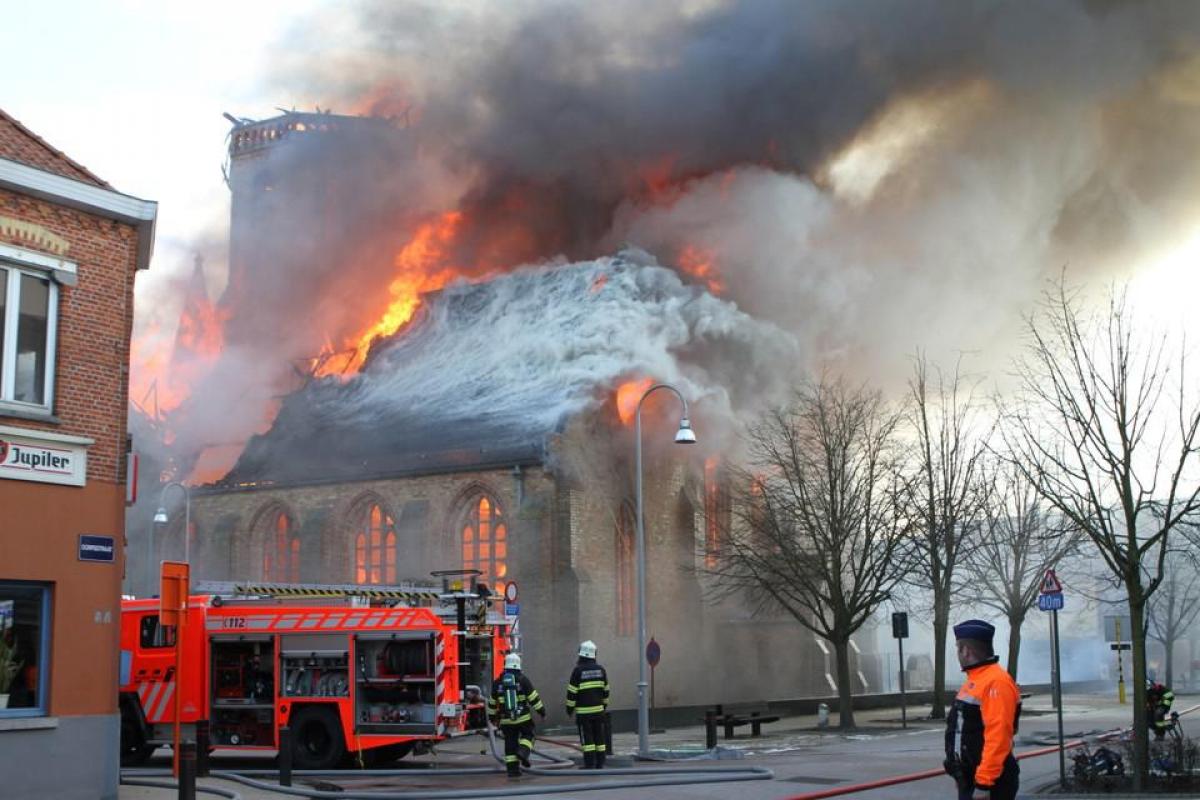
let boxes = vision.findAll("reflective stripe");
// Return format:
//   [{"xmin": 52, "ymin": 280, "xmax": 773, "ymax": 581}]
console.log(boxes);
[
  {"xmin": 500, "ymin": 714, "xmax": 532, "ymax": 725},
  {"xmin": 565, "ymin": 700, "xmax": 576, "ymax": 708},
  {"xmin": 504, "ymin": 755, "xmax": 518, "ymax": 763},
  {"xmin": 567, "ymin": 684, "xmax": 578, "ymax": 692},
  {"xmin": 575, "ymin": 705, "xmax": 605, "ymax": 715},
  {"xmin": 582, "ymin": 744, "xmax": 597, "ymax": 751},
  {"xmin": 151, "ymin": 681, "xmax": 175, "ymax": 722},
  {"xmin": 578, "ymin": 681, "xmax": 606, "ymax": 690},
  {"xmin": 519, "ymin": 738, "xmax": 533, "ymax": 748}
]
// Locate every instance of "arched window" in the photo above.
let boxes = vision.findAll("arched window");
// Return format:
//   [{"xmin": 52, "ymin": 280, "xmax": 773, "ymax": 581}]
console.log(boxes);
[
  {"xmin": 461, "ymin": 495, "xmax": 506, "ymax": 585},
  {"xmin": 616, "ymin": 504, "xmax": 635, "ymax": 636},
  {"xmin": 704, "ymin": 457, "xmax": 730, "ymax": 568},
  {"xmin": 355, "ymin": 503, "xmax": 397, "ymax": 585},
  {"xmin": 262, "ymin": 509, "xmax": 300, "ymax": 582}
]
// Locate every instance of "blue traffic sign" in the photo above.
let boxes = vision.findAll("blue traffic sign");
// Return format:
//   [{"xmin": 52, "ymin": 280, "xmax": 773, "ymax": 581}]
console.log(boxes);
[{"xmin": 1038, "ymin": 593, "xmax": 1064, "ymax": 611}]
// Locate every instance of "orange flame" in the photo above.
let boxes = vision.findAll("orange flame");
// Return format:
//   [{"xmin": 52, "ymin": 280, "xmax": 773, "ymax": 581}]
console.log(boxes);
[
  {"xmin": 677, "ymin": 245, "xmax": 725, "ymax": 295},
  {"xmin": 321, "ymin": 211, "xmax": 464, "ymax": 376},
  {"xmin": 616, "ymin": 377, "xmax": 654, "ymax": 426}
]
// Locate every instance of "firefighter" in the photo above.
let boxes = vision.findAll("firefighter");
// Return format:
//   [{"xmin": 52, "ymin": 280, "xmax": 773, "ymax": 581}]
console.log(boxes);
[
  {"xmin": 944, "ymin": 619, "xmax": 1021, "ymax": 800},
  {"xmin": 566, "ymin": 640, "xmax": 610, "ymax": 769},
  {"xmin": 488, "ymin": 652, "xmax": 545, "ymax": 777},
  {"xmin": 1147, "ymin": 679, "xmax": 1175, "ymax": 740}
]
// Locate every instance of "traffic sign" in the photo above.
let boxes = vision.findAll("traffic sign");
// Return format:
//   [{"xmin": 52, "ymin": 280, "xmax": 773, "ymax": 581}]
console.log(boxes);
[
  {"xmin": 505, "ymin": 602, "xmax": 520, "ymax": 617},
  {"xmin": 646, "ymin": 637, "xmax": 661, "ymax": 668},
  {"xmin": 1110, "ymin": 642, "xmax": 1131, "ymax": 651},
  {"xmin": 504, "ymin": 581, "xmax": 518, "ymax": 603},
  {"xmin": 1038, "ymin": 593, "xmax": 1064, "ymax": 611},
  {"xmin": 1041, "ymin": 569, "xmax": 1063, "ymax": 595}
]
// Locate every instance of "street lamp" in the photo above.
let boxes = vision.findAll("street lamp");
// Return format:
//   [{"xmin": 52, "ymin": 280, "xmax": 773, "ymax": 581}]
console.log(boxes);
[
  {"xmin": 634, "ymin": 383, "xmax": 696, "ymax": 758},
  {"xmin": 154, "ymin": 481, "xmax": 192, "ymax": 565}
]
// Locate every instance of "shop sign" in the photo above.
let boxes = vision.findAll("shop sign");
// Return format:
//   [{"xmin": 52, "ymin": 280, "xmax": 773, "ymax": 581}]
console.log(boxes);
[{"xmin": 0, "ymin": 429, "xmax": 87, "ymax": 486}]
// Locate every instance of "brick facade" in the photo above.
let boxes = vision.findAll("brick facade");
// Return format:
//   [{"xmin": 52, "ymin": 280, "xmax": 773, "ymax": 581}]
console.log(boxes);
[
  {"xmin": 0, "ymin": 187, "xmax": 138, "ymax": 482},
  {"xmin": 0, "ymin": 109, "xmax": 154, "ymax": 800}
]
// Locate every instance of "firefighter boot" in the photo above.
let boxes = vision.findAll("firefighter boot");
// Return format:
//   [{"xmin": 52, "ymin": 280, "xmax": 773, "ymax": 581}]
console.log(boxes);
[
  {"xmin": 595, "ymin": 746, "xmax": 606, "ymax": 769},
  {"xmin": 581, "ymin": 749, "xmax": 595, "ymax": 769}
]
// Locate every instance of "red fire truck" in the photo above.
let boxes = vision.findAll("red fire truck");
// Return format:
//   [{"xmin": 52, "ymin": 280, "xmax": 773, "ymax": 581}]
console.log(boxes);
[{"xmin": 118, "ymin": 577, "xmax": 508, "ymax": 769}]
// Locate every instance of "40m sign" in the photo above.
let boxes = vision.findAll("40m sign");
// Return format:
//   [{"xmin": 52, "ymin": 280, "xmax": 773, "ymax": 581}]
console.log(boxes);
[{"xmin": 1039, "ymin": 593, "xmax": 1064, "ymax": 612}]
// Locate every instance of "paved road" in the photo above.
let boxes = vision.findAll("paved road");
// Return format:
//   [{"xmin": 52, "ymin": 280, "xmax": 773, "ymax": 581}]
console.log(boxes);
[{"xmin": 119, "ymin": 691, "xmax": 1162, "ymax": 799}]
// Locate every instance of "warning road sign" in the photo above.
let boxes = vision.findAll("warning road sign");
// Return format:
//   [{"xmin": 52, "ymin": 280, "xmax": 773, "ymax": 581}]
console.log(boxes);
[{"xmin": 1041, "ymin": 569, "xmax": 1063, "ymax": 595}]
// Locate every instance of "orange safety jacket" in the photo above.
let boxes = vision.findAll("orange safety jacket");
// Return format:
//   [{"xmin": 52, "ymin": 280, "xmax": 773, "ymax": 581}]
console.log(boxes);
[{"xmin": 944, "ymin": 659, "xmax": 1021, "ymax": 788}]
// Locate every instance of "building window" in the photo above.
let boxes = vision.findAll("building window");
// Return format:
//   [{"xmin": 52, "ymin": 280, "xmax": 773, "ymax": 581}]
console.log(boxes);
[
  {"xmin": 461, "ymin": 495, "xmax": 506, "ymax": 586},
  {"xmin": 262, "ymin": 510, "xmax": 300, "ymax": 582},
  {"xmin": 0, "ymin": 581, "xmax": 51, "ymax": 717},
  {"xmin": 355, "ymin": 503, "xmax": 397, "ymax": 585},
  {"xmin": 0, "ymin": 265, "xmax": 59, "ymax": 408},
  {"xmin": 704, "ymin": 458, "xmax": 730, "ymax": 568},
  {"xmin": 616, "ymin": 504, "xmax": 635, "ymax": 636}
]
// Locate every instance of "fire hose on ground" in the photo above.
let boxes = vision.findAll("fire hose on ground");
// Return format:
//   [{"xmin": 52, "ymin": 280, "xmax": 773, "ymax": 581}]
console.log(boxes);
[
  {"xmin": 775, "ymin": 701, "xmax": 1200, "ymax": 800},
  {"xmin": 120, "ymin": 717, "xmax": 774, "ymax": 799}
]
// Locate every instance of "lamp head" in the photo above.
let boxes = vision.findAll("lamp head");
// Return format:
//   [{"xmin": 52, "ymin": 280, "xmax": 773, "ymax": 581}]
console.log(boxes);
[
  {"xmin": 674, "ymin": 418, "xmax": 697, "ymax": 444},
  {"xmin": 153, "ymin": 508, "xmax": 169, "ymax": 524}
]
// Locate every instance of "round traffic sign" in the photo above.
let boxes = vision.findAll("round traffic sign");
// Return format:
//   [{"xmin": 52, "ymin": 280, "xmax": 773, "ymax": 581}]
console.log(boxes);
[
  {"xmin": 646, "ymin": 637, "xmax": 661, "ymax": 668},
  {"xmin": 504, "ymin": 581, "xmax": 518, "ymax": 603}
]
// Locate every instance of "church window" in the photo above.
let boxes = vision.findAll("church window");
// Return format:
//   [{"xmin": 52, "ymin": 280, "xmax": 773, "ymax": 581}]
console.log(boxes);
[
  {"xmin": 355, "ymin": 503, "xmax": 397, "ymax": 585},
  {"xmin": 616, "ymin": 504, "xmax": 635, "ymax": 636},
  {"xmin": 461, "ymin": 495, "xmax": 506, "ymax": 585},
  {"xmin": 262, "ymin": 509, "xmax": 300, "ymax": 582}
]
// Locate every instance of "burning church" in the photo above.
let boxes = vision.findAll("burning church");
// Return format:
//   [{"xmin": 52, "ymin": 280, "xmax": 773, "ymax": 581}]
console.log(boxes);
[{"xmin": 127, "ymin": 110, "xmax": 882, "ymax": 719}]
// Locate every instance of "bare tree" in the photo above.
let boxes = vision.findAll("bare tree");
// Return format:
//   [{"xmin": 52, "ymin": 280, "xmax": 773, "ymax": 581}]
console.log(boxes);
[
  {"xmin": 903, "ymin": 354, "xmax": 992, "ymax": 719},
  {"xmin": 1147, "ymin": 545, "xmax": 1200, "ymax": 688},
  {"xmin": 1003, "ymin": 280, "xmax": 1200, "ymax": 788},
  {"xmin": 707, "ymin": 378, "xmax": 911, "ymax": 728},
  {"xmin": 962, "ymin": 460, "xmax": 1081, "ymax": 678}
]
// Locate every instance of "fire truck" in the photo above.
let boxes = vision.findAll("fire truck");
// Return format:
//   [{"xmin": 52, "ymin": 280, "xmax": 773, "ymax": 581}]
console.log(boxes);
[{"xmin": 118, "ymin": 575, "xmax": 508, "ymax": 769}]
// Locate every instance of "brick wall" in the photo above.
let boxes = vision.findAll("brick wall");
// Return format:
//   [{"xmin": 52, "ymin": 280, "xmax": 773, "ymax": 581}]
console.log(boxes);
[{"xmin": 0, "ymin": 188, "xmax": 138, "ymax": 484}]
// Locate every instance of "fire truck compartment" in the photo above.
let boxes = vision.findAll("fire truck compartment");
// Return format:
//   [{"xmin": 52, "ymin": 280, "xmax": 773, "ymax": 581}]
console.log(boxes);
[
  {"xmin": 281, "ymin": 634, "xmax": 350, "ymax": 698},
  {"xmin": 354, "ymin": 634, "xmax": 438, "ymax": 735},
  {"xmin": 210, "ymin": 637, "xmax": 276, "ymax": 746}
]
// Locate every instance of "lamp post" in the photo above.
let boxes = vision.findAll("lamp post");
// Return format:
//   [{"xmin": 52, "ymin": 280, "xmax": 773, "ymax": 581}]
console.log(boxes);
[
  {"xmin": 634, "ymin": 383, "xmax": 696, "ymax": 758},
  {"xmin": 154, "ymin": 482, "xmax": 192, "ymax": 564}
]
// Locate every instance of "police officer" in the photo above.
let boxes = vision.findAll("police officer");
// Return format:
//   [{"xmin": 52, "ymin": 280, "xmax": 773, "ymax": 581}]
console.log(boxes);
[
  {"xmin": 488, "ymin": 653, "xmax": 545, "ymax": 777},
  {"xmin": 566, "ymin": 640, "xmax": 610, "ymax": 768},
  {"xmin": 944, "ymin": 620, "xmax": 1021, "ymax": 800}
]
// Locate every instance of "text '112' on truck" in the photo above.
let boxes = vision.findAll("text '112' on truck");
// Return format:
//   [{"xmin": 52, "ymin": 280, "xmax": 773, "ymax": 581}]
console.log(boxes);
[{"xmin": 118, "ymin": 572, "xmax": 510, "ymax": 769}]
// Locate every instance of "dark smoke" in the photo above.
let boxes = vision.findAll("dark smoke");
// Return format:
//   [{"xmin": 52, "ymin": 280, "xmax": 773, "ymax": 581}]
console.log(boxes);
[{"xmin": 144, "ymin": 0, "xmax": 1200, "ymax": 477}]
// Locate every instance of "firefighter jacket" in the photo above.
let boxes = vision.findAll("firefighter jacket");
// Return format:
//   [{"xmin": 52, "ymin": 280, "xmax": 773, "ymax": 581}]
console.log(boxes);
[
  {"xmin": 945, "ymin": 658, "xmax": 1021, "ymax": 789},
  {"xmin": 488, "ymin": 669, "xmax": 545, "ymax": 726},
  {"xmin": 566, "ymin": 657, "xmax": 610, "ymax": 716}
]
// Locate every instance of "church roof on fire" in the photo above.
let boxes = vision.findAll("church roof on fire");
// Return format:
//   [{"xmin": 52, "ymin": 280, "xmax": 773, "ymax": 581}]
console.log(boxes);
[{"xmin": 215, "ymin": 251, "xmax": 793, "ymax": 489}]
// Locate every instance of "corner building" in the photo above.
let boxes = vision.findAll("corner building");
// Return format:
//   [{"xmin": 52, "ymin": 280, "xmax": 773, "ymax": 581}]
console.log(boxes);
[{"xmin": 0, "ymin": 109, "xmax": 156, "ymax": 800}]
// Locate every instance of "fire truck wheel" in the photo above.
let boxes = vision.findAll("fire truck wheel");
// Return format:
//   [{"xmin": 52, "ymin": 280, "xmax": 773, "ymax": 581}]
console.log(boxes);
[
  {"xmin": 119, "ymin": 708, "xmax": 156, "ymax": 766},
  {"xmin": 289, "ymin": 706, "xmax": 346, "ymax": 770}
]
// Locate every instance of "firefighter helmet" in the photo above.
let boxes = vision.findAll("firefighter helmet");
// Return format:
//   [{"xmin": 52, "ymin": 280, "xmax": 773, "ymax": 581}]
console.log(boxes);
[
  {"xmin": 578, "ymin": 640, "xmax": 597, "ymax": 659},
  {"xmin": 504, "ymin": 652, "xmax": 522, "ymax": 670}
]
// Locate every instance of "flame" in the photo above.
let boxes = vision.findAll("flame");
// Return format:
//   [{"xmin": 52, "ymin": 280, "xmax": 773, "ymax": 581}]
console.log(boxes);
[
  {"xmin": 677, "ymin": 245, "xmax": 725, "ymax": 295},
  {"xmin": 616, "ymin": 377, "xmax": 654, "ymax": 425},
  {"xmin": 129, "ymin": 285, "xmax": 227, "ymax": 417},
  {"xmin": 321, "ymin": 211, "xmax": 464, "ymax": 376}
]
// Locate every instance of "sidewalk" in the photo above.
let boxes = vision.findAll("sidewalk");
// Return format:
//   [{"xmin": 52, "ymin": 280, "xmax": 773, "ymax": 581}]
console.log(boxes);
[{"xmin": 119, "ymin": 691, "xmax": 1153, "ymax": 799}]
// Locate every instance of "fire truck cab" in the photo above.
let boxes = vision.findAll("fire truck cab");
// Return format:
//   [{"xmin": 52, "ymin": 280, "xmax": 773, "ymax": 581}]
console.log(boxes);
[{"xmin": 119, "ymin": 578, "xmax": 507, "ymax": 769}]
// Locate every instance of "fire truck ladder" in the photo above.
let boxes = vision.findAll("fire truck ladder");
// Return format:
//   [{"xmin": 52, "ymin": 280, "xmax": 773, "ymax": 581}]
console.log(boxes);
[{"xmin": 193, "ymin": 581, "xmax": 446, "ymax": 605}]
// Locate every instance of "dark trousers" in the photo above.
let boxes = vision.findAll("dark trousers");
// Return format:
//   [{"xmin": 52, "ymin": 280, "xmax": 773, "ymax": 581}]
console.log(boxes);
[
  {"xmin": 501, "ymin": 722, "xmax": 535, "ymax": 775},
  {"xmin": 957, "ymin": 755, "xmax": 1019, "ymax": 800},
  {"xmin": 576, "ymin": 713, "xmax": 607, "ymax": 768}
]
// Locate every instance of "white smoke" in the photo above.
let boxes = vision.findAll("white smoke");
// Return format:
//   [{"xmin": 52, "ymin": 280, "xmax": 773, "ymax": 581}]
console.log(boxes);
[{"xmin": 321, "ymin": 251, "xmax": 798, "ymax": 432}]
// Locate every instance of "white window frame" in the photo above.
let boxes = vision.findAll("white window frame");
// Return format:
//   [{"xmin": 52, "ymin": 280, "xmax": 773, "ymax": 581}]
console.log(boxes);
[{"xmin": 0, "ymin": 243, "xmax": 70, "ymax": 414}]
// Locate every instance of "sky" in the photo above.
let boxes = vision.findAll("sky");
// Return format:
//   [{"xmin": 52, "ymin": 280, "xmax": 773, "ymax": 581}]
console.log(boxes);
[{"xmin": 3, "ymin": 1, "xmax": 328, "ymax": 296}]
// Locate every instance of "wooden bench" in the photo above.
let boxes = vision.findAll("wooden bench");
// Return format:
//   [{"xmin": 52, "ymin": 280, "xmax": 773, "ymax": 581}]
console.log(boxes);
[{"xmin": 708, "ymin": 702, "xmax": 780, "ymax": 740}]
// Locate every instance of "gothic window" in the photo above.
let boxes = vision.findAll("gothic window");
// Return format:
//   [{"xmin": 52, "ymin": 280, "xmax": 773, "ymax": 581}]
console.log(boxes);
[
  {"xmin": 615, "ymin": 503, "xmax": 635, "ymax": 636},
  {"xmin": 355, "ymin": 503, "xmax": 397, "ymax": 585},
  {"xmin": 461, "ymin": 495, "xmax": 506, "ymax": 585},
  {"xmin": 262, "ymin": 509, "xmax": 300, "ymax": 582},
  {"xmin": 704, "ymin": 458, "xmax": 730, "ymax": 568}
]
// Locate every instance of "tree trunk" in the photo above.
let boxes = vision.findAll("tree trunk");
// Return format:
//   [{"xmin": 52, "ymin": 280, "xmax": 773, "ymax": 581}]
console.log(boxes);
[
  {"xmin": 1164, "ymin": 637, "xmax": 1175, "ymax": 688},
  {"xmin": 1129, "ymin": 592, "xmax": 1149, "ymax": 791},
  {"xmin": 930, "ymin": 595, "xmax": 950, "ymax": 719},
  {"xmin": 834, "ymin": 637, "xmax": 856, "ymax": 729},
  {"xmin": 1006, "ymin": 612, "xmax": 1024, "ymax": 680}
]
